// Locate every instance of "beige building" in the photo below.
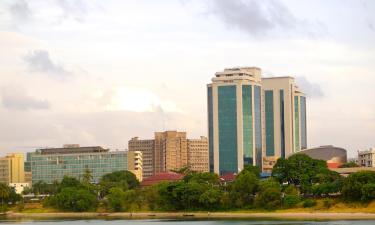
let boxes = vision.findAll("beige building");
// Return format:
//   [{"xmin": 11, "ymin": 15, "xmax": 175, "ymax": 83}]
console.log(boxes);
[
  {"xmin": 0, "ymin": 153, "xmax": 25, "ymax": 184},
  {"xmin": 358, "ymin": 148, "xmax": 375, "ymax": 167},
  {"xmin": 128, "ymin": 137, "xmax": 154, "ymax": 178},
  {"xmin": 127, "ymin": 151, "xmax": 143, "ymax": 181},
  {"xmin": 128, "ymin": 131, "xmax": 209, "ymax": 178},
  {"xmin": 154, "ymin": 131, "xmax": 188, "ymax": 173},
  {"xmin": 262, "ymin": 77, "xmax": 307, "ymax": 172},
  {"xmin": 187, "ymin": 137, "xmax": 209, "ymax": 172}
]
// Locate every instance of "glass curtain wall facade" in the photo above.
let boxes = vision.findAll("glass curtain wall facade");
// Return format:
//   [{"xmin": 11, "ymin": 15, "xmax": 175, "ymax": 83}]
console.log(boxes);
[
  {"xmin": 265, "ymin": 90, "xmax": 275, "ymax": 156},
  {"xmin": 28, "ymin": 151, "xmax": 128, "ymax": 184},
  {"xmin": 279, "ymin": 90, "xmax": 285, "ymax": 158},
  {"xmin": 242, "ymin": 85, "xmax": 253, "ymax": 165},
  {"xmin": 300, "ymin": 96, "xmax": 307, "ymax": 150},
  {"xmin": 218, "ymin": 86, "xmax": 238, "ymax": 174},
  {"xmin": 207, "ymin": 87, "xmax": 214, "ymax": 172},
  {"xmin": 294, "ymin": 96, "xmax": 300, "ymax": 152},
  {"xmin": 254, "ymin": 85, "xmax": 262, "ymax": 167}
]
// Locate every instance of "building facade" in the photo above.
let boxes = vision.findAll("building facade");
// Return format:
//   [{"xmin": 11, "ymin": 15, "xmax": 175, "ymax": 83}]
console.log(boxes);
[
  {"xmin": 128, "ymin": 131, "xmax": 209, "ymax": 178},
  {"xmin": 128, "ymin": 137, "xmax": 154, "ymax": 179},
  {"xmin": 26, "ymin": 145, "xmax": 141, "ymax": 184},
  {"xmin": 262, "ymin": 77, "xmax": 307, "ymax": 172},
  {"xmin": 187, "ymin": 136, "xmax": 209, "ymax": 172},
  {"xmin": 0, "ymin": 153, "xmax": 25, "ymax": 184},
  {"xmin": 207, "ymin": 67, "xmax": 307, "ymax": 174},
  {"xmin": 127, "ymin": 151, "xmax": 143, "ymax": 181},
  {"xmin": 358, "ymin": 148, "xmax": 375, "ymax": 167},
  {"xmin": 208, "ymin": 67, "xmax": 263, "ymax": 175}
]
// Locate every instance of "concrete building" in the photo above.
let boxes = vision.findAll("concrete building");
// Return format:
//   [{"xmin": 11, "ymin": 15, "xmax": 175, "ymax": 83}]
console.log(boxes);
[
  {"xmin": 129, "ymin": 131, "xmax": 209, "ymax": 178},
  {"xmin": 207, "ymin": 67, "xmax": 307, "ymax": 174},
  {"xmin": 187, "ymin": 136, "xmax": 209, "ymax": 172},
  {"xmin": 26, "ymin": 145, "xmax": 141, "ymax": 184},
  {"xmin": 262, "ymin": 77, "xmax": 307, "ymax": 171},
  {"xmin": 0, "ymin": 153, "xmax": 25, "ymax": 184},
  {"xmin": 9, "ymin": 183, "xmax": 30, "ymax": 194},
  {"xmin": 128, "ymin": 137, "xmax": 155, "ymax": 179},
  {"xmin": 127, "ymin": 151, "xmax": 143, "ymax": 181},
  {"xmin": 358, "ymin": 148, "xmax": 375, "ymax": 167}
]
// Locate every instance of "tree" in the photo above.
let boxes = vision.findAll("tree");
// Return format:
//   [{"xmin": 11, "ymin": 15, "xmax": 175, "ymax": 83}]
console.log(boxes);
[
  {"xmin": 107, "ymin": 187, "xmax": 126, "ymax": 212},
  {"xmin": 100, "ymin": 171, "xmax": 139, "ymax": 196},
  {"xmin": 272, "ymin": 154, "xmax": 332, "ymax": 195},
  {"xmin": 82, "ymin": 169, "xmax": 93, "ymax": 184},
  {"xmin": 55, "ymin": 187, "xmax": 98, "ymax": 212},
  {"xmin": 0, "ymin": 183, "xmax": 10, "ymax": 211},
  {"xmin": 183, "ymin": 172, "xmax": 219, "ymax": 184},
  {"xmin": 230, "ymin": 170, "xmax": 259, "ymax": 207},
  {"xmin": 342, "ymin": 171, "xmax": 375, "ymax": 202},
  {"xmin": 199, "ymin": 187, "xmax": 222, "ymax": 210},
  {"xmin": 255, "ymin": 187, "xmax": 282, "ymax": 210}
]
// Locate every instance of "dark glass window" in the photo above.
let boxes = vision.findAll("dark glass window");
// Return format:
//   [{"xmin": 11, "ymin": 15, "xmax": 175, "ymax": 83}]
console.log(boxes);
[
  {"xmin": 254, "ymin": 85, "xmax": 262, "ymax": 167},
  {"xmin": 265, "ymin": 90, "xmax": 275, "ymax": 156},
  {"xmin": 218, "ymin": 85, "xmax": 238, "ymax": 174},
  {"xmin": 242, "ymin": 85, "xmax": 253, "ymax": 165}
]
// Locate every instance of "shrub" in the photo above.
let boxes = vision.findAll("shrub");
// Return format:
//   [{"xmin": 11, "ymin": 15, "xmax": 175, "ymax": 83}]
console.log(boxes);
[
  {"xmin": 255, "ymin": 187, "xmax": 282, "ymax": 210},
  {"xmin": 323, "ymin": 199, "xmax": 334, "ymax": 209},
  {"xmin": 302, "ymin": 199, "xmax": 317, "ymax": 208},
  {"xmin": 283, "ymin": 195, "xmax": 301, "ymax": 208}
]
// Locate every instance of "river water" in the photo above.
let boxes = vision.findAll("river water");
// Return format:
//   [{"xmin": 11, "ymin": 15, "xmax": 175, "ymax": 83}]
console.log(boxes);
[{"xmin": 0, "ymin": 220, "xmax": 375, "ymax": 225}]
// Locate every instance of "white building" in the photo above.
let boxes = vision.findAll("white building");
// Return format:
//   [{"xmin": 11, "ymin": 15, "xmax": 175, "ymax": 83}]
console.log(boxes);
[{"xmin": 358, "ymin": 148, "xmax": 375, "ymax": 167}]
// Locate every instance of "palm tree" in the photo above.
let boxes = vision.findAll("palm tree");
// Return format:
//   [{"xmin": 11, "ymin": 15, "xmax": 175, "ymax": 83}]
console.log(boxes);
[{"xmin": 0, "ymin": 183, "xmax": 10, "ymax": 212}]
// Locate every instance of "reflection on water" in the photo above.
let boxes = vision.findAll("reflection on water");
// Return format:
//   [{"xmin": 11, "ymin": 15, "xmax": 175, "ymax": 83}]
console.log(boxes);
[{"xmin": 0, "ymin": 220, "xmax": 375, "ymax": 225}]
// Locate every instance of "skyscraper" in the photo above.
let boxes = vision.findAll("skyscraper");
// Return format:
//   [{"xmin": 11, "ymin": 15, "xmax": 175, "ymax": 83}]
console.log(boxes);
[
  {"xmin": 207, "ymin": 67, "xmax": 263, "ymax": 175},
  {"xmin": 207, "ymin": 67, "xmax": 307, "ymax": 174},
  {"xmin": 262, "ymin": 77, "xmax": 307, "ymax": 172}
]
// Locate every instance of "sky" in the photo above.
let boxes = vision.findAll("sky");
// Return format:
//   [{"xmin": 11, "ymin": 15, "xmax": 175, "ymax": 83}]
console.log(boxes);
[{"xmin": 0, "ymin": 0, "xmax": 374, "ymax": 158}]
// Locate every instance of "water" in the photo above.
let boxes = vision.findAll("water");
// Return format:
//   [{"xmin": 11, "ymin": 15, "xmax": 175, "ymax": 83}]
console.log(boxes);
[{"xmin": 0, "ymin": 220, "xmax": 374, "ymax": 225}]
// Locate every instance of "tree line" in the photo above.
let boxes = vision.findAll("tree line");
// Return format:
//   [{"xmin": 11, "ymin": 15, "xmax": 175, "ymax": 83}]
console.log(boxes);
[{"xmin": 1, "ymin": 154, "xmax": 375, "ymax": 212}]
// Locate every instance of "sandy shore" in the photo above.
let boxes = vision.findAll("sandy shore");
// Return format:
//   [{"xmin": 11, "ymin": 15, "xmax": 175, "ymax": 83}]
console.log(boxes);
[{"xmin": 4, "ymin": 212, "xmax": 375, "ymax": 220}]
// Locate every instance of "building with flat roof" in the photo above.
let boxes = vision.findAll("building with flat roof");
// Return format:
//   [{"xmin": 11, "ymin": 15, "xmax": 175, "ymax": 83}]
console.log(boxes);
[
  {"xmin": 262, "ymin": 77, "xmax": 307, "ymax": 172},
  {"xmin": 128, "ymin": 131, "xmax": 208, "ymax": 178},
  {"xmin": 0, "ymin": 153, "xmax": 25, "ymax": 184},
  {"xmin": 26, "ymin": 145, "xmax": 142, "ymax": 183},
  {"xmin": 207, "ymin": 67, "xmax": 307, "ymax": 174},
  {"xmin": 358, "ymin": 148, "xmax": 375, "ymax": 167}
]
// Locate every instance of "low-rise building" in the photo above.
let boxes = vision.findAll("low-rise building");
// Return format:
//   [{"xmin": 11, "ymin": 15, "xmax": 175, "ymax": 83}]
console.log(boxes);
[
  {"xmin": 26, "ymin": 145, "xmax": 142, "ymax": 184},
  {"xmin": 293, "ymin": 145, "xmax": 347, "ymax": 168},
  {"xmin": 358, "ymin": 148, "xmax": 375, "ymax": 167},
  {"xmin": 9, "ymin": 182, "xmax": 30, "ymax": 194}
]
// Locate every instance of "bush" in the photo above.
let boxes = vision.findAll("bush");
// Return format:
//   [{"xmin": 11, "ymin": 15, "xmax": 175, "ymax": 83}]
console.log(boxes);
[
  {"xmin": 55, "ymin": 187, "xmax": 98, "ymax": 212},
  {"xmin": 283, "ymin": 195, "xmax": 301, "ymax": 208},
  {"xmin": 323, "ymin": 199, "xmax": 334, "ymax": 209},
  {"xmin": 361, "ymin": 183, "xmax": 375, "ymax": 202},
  {"xmin": 107, "ymin": 187, "xmax": 126, "ymax": 212},
  {"xmin": 255, "ymin": 187, "xmax": 282, "ymax": 210},
  {"xmin": 302, "ymin": 199, "xmax": 317, "ymax": 208},
  {"xmin": 342, "ymin": 171, "xmax": 375, "ymax": 202}
]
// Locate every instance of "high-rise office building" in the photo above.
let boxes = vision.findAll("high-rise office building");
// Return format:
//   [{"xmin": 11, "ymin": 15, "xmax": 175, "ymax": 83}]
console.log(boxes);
[
  {"xmin": 262, "ymin": 77, "xmax": 307, "ymax": 172},
  {"xmin": 207, "ymin": 67, "xmax": 263, "ymax": 175},
  {"xmin": 0, "ymin": 153, "xmax": 25, "ymax": 184},
  {"xmin": 208, "ymin": 67, "xmax": 307, "ymax": 174},
  {"xmin": 128, "ymin": 131, "xmax": 209, "ymax": 177}
]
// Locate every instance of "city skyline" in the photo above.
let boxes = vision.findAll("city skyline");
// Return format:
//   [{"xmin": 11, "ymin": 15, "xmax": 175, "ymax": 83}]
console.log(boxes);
[{"xmin": 1, "ymin": 0, "xmax": 375, "ymax": 158}]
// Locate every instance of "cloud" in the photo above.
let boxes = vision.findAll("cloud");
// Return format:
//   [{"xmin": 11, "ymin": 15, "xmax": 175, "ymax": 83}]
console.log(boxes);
[
  {"xmin": 295, "ymin": 76, "xmax": 324, "ymax": 99},
  {"xmin": 23, "ymin": 50, "xmax": 71, "ymax": 77},
  {"xmin": 9, "ymin": 0, "xmax": 32, "ymax": 23},
  {"xmin": 207, "ymin": 0, "xmax": 299, "ymax": 36},
  {"xmin": 0, "ymin": 86, "xmax": 50, "ymax": 110},
  {"xmin": 56, "ymin": 0, "xmax": 88, "ymax": 22}
]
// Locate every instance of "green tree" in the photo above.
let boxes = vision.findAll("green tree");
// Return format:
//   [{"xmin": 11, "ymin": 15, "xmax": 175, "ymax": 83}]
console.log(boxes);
[
  {"xmin": 255, "ymin": 187, "xmax": 282, "ymax": 210},
  {"xmin": 82, "ymin": 169, "xmax": 93, "ymax": 184},
  {"xmin": 107, "ymin": 187, "xmax": 126, "ymax": 212},
  {"xmin": 272, "ymin": 154, "xmax": 332, "ymax": 195},
  {"xmin": 55, "ymin": 187, "xmax": 98, "ymax": 212},
  {"xmin": 0, "ymin": 183, "xmax": 10, "ymax": 211},
  {"xmin": 100, "ymin": 171, "xmax": 139, "ymax": 196},
  {"xmin": 199, "ymin": 187, "xmax": 222, "ymax": 210},
  {"xmin": 342, "ymin": 171, "xmax": 375, "ymax": 202},
  {"xmin": 230, "ymin": 170, "xmax": 259, "ymax": 207}
]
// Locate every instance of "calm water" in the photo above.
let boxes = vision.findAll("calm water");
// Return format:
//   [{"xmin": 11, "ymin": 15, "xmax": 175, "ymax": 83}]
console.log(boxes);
[{"xmin": 0, "ymin": 220, "xmax": 374, "ymax": 225}]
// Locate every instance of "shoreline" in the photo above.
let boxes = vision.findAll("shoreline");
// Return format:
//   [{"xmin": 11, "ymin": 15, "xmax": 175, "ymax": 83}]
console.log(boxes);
[{"xmin": 4, "ymin": 212, "xmax": 375, "ymax": 220}]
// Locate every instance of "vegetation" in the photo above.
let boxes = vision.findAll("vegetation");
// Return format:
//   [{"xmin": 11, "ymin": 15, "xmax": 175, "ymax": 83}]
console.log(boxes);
[
  {"xmin": 4, "ymin": 154, "xmax": 375, "ymax": 213},
  {"xmin": 339, "ymin": 162, "xmax": 359, "ymax": 168}
]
